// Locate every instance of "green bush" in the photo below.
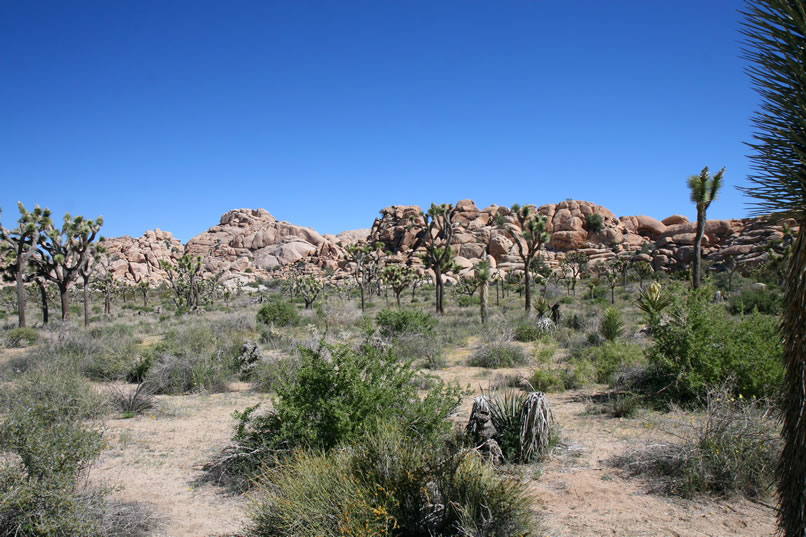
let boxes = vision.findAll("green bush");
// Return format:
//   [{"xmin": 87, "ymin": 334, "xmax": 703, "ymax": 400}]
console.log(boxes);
[
  {"xmin": 468, "ymin": 342, "xmax": 529, "ymax": 368},
  {"xmin": 646, "ymin": 289, "xmax": 784, "ymax": 403},
  {"xmin": 560, "ymin": 357, "xmax": 597, "ymax": 389},
  {"xmin": 728, "ymin": 287, "xmax": 782, "ymax": 315},
  {"xmin": 580, "ymin": 342, "xmax": 645, "ymax": 384},
  {"xmin": 256, "ymin": 300, "xmax": 300, "ymax": 327},
  {"xmin": 599, "ymin": 307, "xmax": 624, "ymax": 342},
  {"xmin": 207, "ymin": 344, "xmax": 462, "ymax": 489},
  {"xmin": 3, "ymin": 327, "xmax": 40, "ymax": 347},
  {"xmin": 530, "ymin": 368, "xmax": 566, "ymax": 392},
  {"xmin": 586, "ymin": 213, "xmax": 604, "ymax": 233},
  {"xmin": 145, "ymin": 352, "xmax": 231, "ymax": 394},
  {"xmin": 0, "ymin": 369, "xmax": 110, "ymax": 537},
  {"xmin": 248, "ymin": 424, "xmax": 536, "ymax": 537},
  {"xmin": 456, "ymin": 294, "xmax": 480, "ymax": 307},
  {"xmin": 375, "ymin": 308, "xmax": 437, "ymax": 338}
]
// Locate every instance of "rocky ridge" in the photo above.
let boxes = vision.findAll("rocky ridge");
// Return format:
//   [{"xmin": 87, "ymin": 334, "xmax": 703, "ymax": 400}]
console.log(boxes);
[{"xmin": 102, "ymin": 200, "xmax": 797, "ymax": 287}]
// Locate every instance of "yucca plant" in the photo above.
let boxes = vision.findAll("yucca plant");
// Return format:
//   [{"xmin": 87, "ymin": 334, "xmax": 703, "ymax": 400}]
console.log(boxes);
[
  {"xmin": 473, "ymin": 391, "xmax": 553, "ymax": 464},
  {"xmin": 599, "ymin": 307, "xmax": 624, "ymax": 342},
  {"xmin": 741, "ymin": 1, "xmax": 806, "ymax": 534},
  {"xmin": 635, "ymin": 282, "xmax": 673, "ymax": 332}
]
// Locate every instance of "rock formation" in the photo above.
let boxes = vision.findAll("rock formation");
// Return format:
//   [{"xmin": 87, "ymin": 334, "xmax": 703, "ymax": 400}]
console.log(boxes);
[{"xmin": 95, "ymin": 200, "xmax": 798, "ymax": 287}]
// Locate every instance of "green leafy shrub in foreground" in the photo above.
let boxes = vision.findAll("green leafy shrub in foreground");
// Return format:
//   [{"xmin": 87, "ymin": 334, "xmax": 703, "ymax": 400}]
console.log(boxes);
[
  {"xmin": 0, "ymin": 369, "xmax": 129, "ymax": 537},
  {"xmin": 256, "ymin": 299, "xmax": 299, "ymax": 327},
  {"xmin": 646, "ymin": 288, "xmax": 783, "ymax": 403},
  {"xmin": 207, "ymin": 344, "xmax": 462, "ymax": 490},
  {"xmin": 728, "ymin": 286, "xmax": 782, "ymax": 315},
  {"xmin": 248, "ymin": 424, "xmax": 536, "ymax": 537}
]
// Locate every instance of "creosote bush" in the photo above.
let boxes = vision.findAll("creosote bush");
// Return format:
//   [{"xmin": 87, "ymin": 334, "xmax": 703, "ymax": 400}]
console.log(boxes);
[
  {"xmin": 205, "ymin": 343, "xmax": 463, "ymax": 490},
  {"xmin": 468, "ymin": 342, "xmax": 529, "ymax": 369},
  {"xmin": 3, "ymin": 326, "xmax": 39, "ymax": 348},
  {"xmin": 375, "ymin": 308, "xmax": 437, "ymax": 338},
  {"xmin": 256, "ymin": 299, "xmax": 300, "ymax": 327},
  {"xmin": 645, "ymin": 288, "xmax": 783, "ymax": 404}
]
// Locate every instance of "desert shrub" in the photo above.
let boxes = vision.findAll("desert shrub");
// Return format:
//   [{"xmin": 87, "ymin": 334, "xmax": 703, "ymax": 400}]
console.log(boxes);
[
  {"xmin": 256, "ymin": 300, "xmax": 299, "ymax": 327},
  {"xmin": 576, "ymin": 342, "xmax": 645, "ymax": 384},
  {"xmin": 728, "ymin": 286, "xmax": 782, "ymax": 315},
  {"xmin": 3, "ymin": 326, "xmax": 39, "ymax": 347},
  {"xmin": 0, "ymin": 369, "xmax": 108, "ymax": 537},
  {"xmin": 586, "ymin": 213, "xmax": 604, "ymax": 233},
  {"xmin": 487, "ymin": 391, "xmax": 552, "ymax": 463},
  {"xmin": 564, "ymin": 312, "xmax": 585, "ymax": 330},
  {"xmin": 468, "ymin": 342, "xmax": 529, "ymax": 368},
  {"xmin": 456, "ymin": 294, "xmax": 479, "ymax": 307},
  {"xmin": 126, "ymin": 355, "xmax": 154, "ymax": 383},
  {"xmin": 250, "ymin": 353, "xmax": 301, "ymax": 393},
  {"xmin": 248, "ymin": 424, "xmax": 536, "ymax": 537},
  {"xmin": 375, "ymin": 308, "xmax": 436, "ymax": 338},
  {"xmin": 611, "ymin": 387, "xmax": 780, "ymax": 498},
  {"xmin": 560, "ymin": 357, "xmax": 596, "ymax": 389},
  {"xmin": 207, "ymin": 344, "xmax": 462, "ymax": 490},
  {"xmin": 646, "ymin": 289, "xmax": 783, "ymax": 404},
  {"xmin": 145, "ymin": 352, "xmax": 231, "ymax": 394},
  {"xmin": 530, "ymin": 368, "xmax": 566, "ymax": 392},
  {"xmin": 515, "ymin": 320, "xmax": 554, "ymax": 342},
  {"xmin": 599, "ymin": 307, "xmax": 624, "ymax": 342}
]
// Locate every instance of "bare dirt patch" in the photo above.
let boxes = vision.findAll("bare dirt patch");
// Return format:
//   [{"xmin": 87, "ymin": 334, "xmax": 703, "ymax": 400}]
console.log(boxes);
[{"xmin": 93, "ymin": 387, "xmax": 268, "ymax": 537}]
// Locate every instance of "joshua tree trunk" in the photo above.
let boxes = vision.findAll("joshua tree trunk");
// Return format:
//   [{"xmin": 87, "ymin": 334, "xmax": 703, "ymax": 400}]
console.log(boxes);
[
  {"xmin": 359, "ymin": 284, "xmax": 366, "ymax": 312},
  {"xmin": 59, "ymin": 283, "xmax": 70, "ymax": 320},
  {"xmin": 523, "ymin": 263, "xmax": 532, "ymax": 313},
  {"xmin": 692, "ymin": 207, "xmax": 706, "ymax": 288},
  {"xmin": 82, "ymin": 276, "xmax": 90, "ymax": 327},
  {"xmin": 778, "ymin": 226, "xmax": 806, "ymax": 536},
  {"xmin": 15, "ymin": 268, "xmax": 26, "ymax": 328},
  {"xmin": 480, "ymin": 281, "xmax": 489, "ymax": 324},
  {"xmin": 434, "ymin": 268, "xmax": 444, "ymax": 315},
  {"xmin": 35, "ymin": 278, "xmax": 48, "ymax": 325}
]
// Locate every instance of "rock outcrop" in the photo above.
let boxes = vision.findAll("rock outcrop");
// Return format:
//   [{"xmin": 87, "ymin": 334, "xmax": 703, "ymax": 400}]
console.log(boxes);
[
  {"xmin": 103, "ymin": 229, "xmax": 184, "ymax": 284},
  {"xmin": 97, "ymin": 201, "xmax": 798, "ymax": 288}
]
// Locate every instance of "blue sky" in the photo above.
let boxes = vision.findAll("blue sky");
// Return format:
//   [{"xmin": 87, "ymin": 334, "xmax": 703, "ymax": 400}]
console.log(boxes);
[{"xmin": 1, "ymin": 1, "xmax": 759, "ymax": 242}]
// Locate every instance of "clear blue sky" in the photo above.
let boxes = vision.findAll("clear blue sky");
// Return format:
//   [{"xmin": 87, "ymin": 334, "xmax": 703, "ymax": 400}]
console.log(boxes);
[{"xmin": 1, "ymin": 1, "xmax": 759, "ymax": 242}]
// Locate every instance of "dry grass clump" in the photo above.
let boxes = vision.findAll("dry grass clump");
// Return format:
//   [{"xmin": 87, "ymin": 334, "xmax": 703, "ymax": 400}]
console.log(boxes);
[{"xmin": 610, "ymin": 386, "xmax": 780, "ymax": 499}]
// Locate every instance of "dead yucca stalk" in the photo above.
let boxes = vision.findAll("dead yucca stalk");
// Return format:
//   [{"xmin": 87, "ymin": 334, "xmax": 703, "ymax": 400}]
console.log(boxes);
[{"xmin": 519, "ymin": 392, "xmax": 552, "ymax": 462}]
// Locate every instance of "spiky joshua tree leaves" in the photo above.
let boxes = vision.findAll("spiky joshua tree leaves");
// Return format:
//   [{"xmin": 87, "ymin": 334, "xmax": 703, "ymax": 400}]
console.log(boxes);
[
  {"xmin": 687, "ymin": 166, "xmax": 725, "ymax": 289},
  {"xmin": 740, "ymin": 2, "xmax": 806, "ymax": 535},
  {"xmin": 160, "ymin": 253, "xmax": 202, "ymax": 312},
  {"xmin": 381, "ymin": 264, "xmax": 417, "ymax": 307},
  {"xmin": 496, "ymin": 204, "xmax": 550, "ymax": 312},
  {"xmin": 344, "ymin": 242, "xmax": 384, "ymax": 312},
  {"xmin": 34, "ymin": 212, "xmax": 103, "ymax": 321}
]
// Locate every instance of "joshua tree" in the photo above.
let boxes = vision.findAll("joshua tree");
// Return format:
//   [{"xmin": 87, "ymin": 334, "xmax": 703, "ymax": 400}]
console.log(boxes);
[
  {"xmin": 633, "ymin": 260, "xmax": 654, "ymax": 290},
  {"xmin": 381, "ymin": 264, "xmax": 417, "ymax": 307},
  {"xmin": 413, "ymin": 203, "xmax": 457, "ymax": 315},
  {"xmin": 344, "ymin": 242, "xmax": 384, "ymax": 312},
  {"xmin": 603, "ymin": 262, "xmax": 619, "ymax": 304},
  {"xmin": 160, "ymin": 253, "xmax": 202, "ymax": 311},
  {"xmin": 0, "ymin": 204, "xmax": 52, "ymax": 327},
  {"xmin": 34, "ymin": 212, "xmax": 103, "ymax": 321},
  {"xmin": 613, "ymin": 257, "xmax": 630, "ymax": 288},
  {"xmin": 295, "ymin": 274, "xmax": 324, "ymax": 310},
  {"xmin": 741, "ymin": 3, "xmax": 806, "ymax": 534},
  {"xmin": 93, "ymin": 253, "xmax": 116, "ymax": 315},
  {"xmin": 137, "ymin": 279, "xmax": 150, "ymax": 307},
  {"xmin": 496, "ymin": 204, "xmax": 550, "ymax": 312},
  {"xmin": 563, "ymin": 251, "xmax": 588, "ymax": 296},
  {"xmin": 687, "ymin": 166, "xmax": 725, "ymax": 288},
  {"xmin": 474, "ymin": 258, "xmax": 493, "ymax": 324}
]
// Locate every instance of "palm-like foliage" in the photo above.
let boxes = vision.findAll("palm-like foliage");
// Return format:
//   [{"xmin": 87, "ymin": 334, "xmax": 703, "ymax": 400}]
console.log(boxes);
[
  {"xmin": 740, "ymin": 2, "xmax": 806, "ymax": 535},
  {"xmin": 688, "ymin": 166, "xmax": 725, "ymax": 288}
]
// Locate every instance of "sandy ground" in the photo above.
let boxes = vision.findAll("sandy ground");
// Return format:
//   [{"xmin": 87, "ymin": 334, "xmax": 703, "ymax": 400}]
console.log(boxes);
[
  {"xmin": 1, "ymin": 341, "xmax": 778, "ymax": 537},
  {"xmin": 93, "ymin": 385, "xmax": 268, "ymax": 537}
]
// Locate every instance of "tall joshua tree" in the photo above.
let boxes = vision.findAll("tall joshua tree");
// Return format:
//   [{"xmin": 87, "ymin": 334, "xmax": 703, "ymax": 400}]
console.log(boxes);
[
  {"xmin": 78, "ymin": 240, "xmax": 105, "ymax": 327},
  {"xmin": 0, "ymin": 204, "xmax": 51, "ymax": 327},
  {"xmin": 687, "ymin": 166, "xmax": 725, "ymax": 288},
  {"xmin": 35, "ymin": 212, "xmax": 103, "ymax": 321},
  {"xmin": 496, "ymin": 204, "xmax": 550, "ymax": 313},
  {"xmin": 740, "ymin": 2, "xmax": 806, "ymax": 535},
  {"xmin": 414, "ymin": 203, "xmax": 457, "ymax": 315}
]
